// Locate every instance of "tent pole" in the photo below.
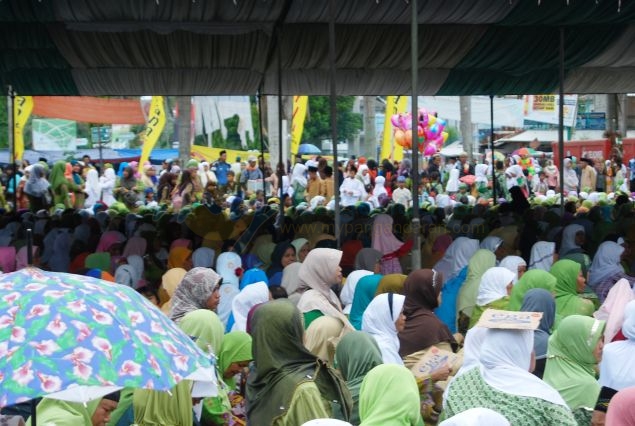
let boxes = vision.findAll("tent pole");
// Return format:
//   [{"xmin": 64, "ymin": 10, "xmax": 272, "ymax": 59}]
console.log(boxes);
[
  {"xmin": 276, "ymin": 35, "xmax": 285, "ymax": 231},
  {"xmin": 410, "ymin": 0, "xmax": 421, "ymax": 271},
  {"xmin": 329, "ymin": 0, "xmax": 340, "ymax": 248},
  {"xmin": 558, "ymin": 27, "xmax": 565, "ymax": 215},
  {"xmin": 257, "ymin": 88, "xmax": 266, "ymax": 196},
  {"xmin": 7, "ymin": 86, "xmax": 15, "ymax": 208},
  {"xmin": 490, "ymin": 95, "xmax": 496, "ymax": 205}
]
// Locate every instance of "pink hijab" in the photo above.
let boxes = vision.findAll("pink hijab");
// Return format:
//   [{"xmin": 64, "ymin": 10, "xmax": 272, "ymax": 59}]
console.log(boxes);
[
  {"xmin": 371, "ymin": 214, "xmax": 403, "ymax": 255},
  {"xmin": 16, "ymin": 246, "xmax": 38, "ymax": 270},
  {"xmin": 594, "ymin": 279, "xmax": 634, "ymax": 342},
  {"xmin": 96, "ymin": 230, "xmax": 125, "ymax": 252},
  {"xmin": 0, "ymin": 247, "xmax": 16, "ymax": 273},
  {"xmin": 606, "ymin": 387, "xmax": 635, "ymax": 426},
  {"xmin": 122, "ymin": 236, "xmax": 147, "ymax": 257}
]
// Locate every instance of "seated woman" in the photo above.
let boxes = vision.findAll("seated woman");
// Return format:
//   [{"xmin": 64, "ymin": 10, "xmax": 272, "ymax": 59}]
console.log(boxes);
[
  {"xmin": 550, "ymin": 259, "xmax": 594, "ymax": 318},
  {"xmin": 361, "ymin": 292, "xmax": 406, "ymax": 365},
  {"xmin": 469, "ymin": 267, "xmax": 516, "ymax": 328},
  {"xmin": 358, "ymin": 364, "xmax": 423, "ymax": 426},
  {"xmin": 520, "ymin": 289, "xmax": 556, "ymax": 379},
  {"xmin": 507, "ymin": 269, "xmax": 557, "ymax": 311},
  {"xmin": 334, "ymin": 331, "xmax": 384, "ymax": 426},
  {"xmin": 589, "ymin": 241, "xmax": 635, "ymax": 303},
  {"xmin": 28, "ymin": 394, "xmax": 118, "ymax": 426},
  {"xmin": 543, "ymin": 315, "xmax": 606, "ymax": 425},
  {"xmin": 246, "ymin": 300, "xmax": 352, "ymax": 425},
  {"xmin": 267, "ymin": 241, "xmax": 297, "ymax": 286},
  {"xmin": 443, "ymin": 328, "xmax": 575, "ymax": 425}
]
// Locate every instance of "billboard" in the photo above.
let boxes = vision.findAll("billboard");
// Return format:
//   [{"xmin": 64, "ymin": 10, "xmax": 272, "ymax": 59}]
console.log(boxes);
[
  {"xmin": 32, "ymin": 118, "xmax": 77, "ymax": 151},
  {"xmin": 523, "ymin": 95, "xmax": 578, "ymax": 127}
]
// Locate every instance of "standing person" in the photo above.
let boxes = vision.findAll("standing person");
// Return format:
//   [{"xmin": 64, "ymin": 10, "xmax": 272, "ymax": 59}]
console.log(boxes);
[
  {"xmin": 113, "ymin": 166, "xmax": 141, "ymax": 209},
  {"xmin": 213, "ymin": 150, "xmax": 231, "ymax": 192},
  {"xmin": 305, "ymin": 160, "xmax": 322, "ymax": 203},
  {"xmin": 24, "ymin": 163, "xmax": 50, "ymax": 212},
  {"xmin": 544, "ymin": 159, "xmax": 559, "ymax": 191},
  {"xmin": 319, "ymin": 165, "xmax": 335, "ymax": 201},
  {"xmin": 579, "ymin": 158, "xmax": 597, "ymax": 192},
  {"xmin": 84, "ymin": 168, "xmax": 102, "ymax": 209},
  {"xmin": 49, "ymin": 161, "xmax": 79, "ymax": 209},
  {"xmin": 340, "ymin": 165, "xmax": 367, "ymax": 207},
  {"xmin": 99, "ymin": 166, "xmax": 117, "ymax": 206},
  {"xmin": 171, "ymin": 170, "xmax": 195, "ymax": 212},
  {"xmin": 563, "ymin": 158, "xmax": 579, "ymax": 194},
  {"xmin": 392, "ymin": 176, "xmax": 412, "ymax": 208},
  {"xmin": 456, "ymin": 152, "xmax": 475, "ymax": 178},
  {"xmin": 239, "ymin": 156, "xmax": 263, "ymax": 196}
]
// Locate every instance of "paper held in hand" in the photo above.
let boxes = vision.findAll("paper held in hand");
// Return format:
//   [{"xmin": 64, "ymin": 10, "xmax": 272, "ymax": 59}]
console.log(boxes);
[
  {"xmin": 476, "ymin": 309, "xmax": 543, "ymax": 330},
  {"xmin": 410, "ymin": 346, "xmax": 459, "ymax": 378}
]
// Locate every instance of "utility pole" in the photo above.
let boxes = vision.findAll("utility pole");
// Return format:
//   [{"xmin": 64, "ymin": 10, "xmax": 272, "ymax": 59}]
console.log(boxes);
[
  {"xmin": 460, "ymin": 96, "xmax": 473, "ymax": 161},
  {"xmin": 177, "ymin": 96, "xmax": 192, "ymax": 166},
  {"xmin": 363, "ymin": 96, "xmax": 376, "ymax": 158}
]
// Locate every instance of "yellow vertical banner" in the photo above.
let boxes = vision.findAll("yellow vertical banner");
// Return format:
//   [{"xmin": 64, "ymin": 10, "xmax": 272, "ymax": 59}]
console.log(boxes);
[
  {"xmin": 140, "ymin": 96, "xmax": 166, "ymax": 166},
  {"xmin": 13, "ymin": 96, "xmax": 33, "ymax": 161},
  {"xmin": 392, "ymin": 96, "xmax": 408, "ymax": 162},
  {"xmin": 290, "ymin": 95, "xmax": 308, "ymax": 155}
]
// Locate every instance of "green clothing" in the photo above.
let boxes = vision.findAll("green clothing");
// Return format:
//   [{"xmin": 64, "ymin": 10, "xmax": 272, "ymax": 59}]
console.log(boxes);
[
  {"xmin": 246, "ymin": 299, "xmax": 352, "ymax": 425},
  {"xmin": 469, "ymin": 296, "xmax": 509, "ymax": 329},
  {"xmin": 304, "ymin": 309, "xmax": 324, "ymax": 329},
  {"xmin": 543, "ymin": 315, "xmax": 606, "ymax": 410},
  {"xmin": 550, "ymin": 260, "xmax": 594, "ymax": 318},
  {"xmin": 359, "ymin": 364, "xmax": 423, "ymax": 426},
  {"xmin": 457, "ymin": 249, "xmax": 497, "ymax": 317},
  {"xmin": 133, "ymin": 380, "xmax": 193, "ymax": 426},
  {"xmin": 48, "ymin": 161, "xmax": 79, "ymax": 209},
  {"xmin": 335, "ymin": 331, "xmax": 383, "ymax": 426},
  {"xmin": 85, "ymin": 252, "xmax": 111, "ymax": 272},
  {"xmin": 274, "ymin": 381, "xmax": 332, "ymax": 426},
  {"xmin": 107, "ymin": 388, "xmax": 134, "ymax": 426},
  {"xmin": 28, "ymin": 398, "xmax": 100, "ymax": 425},
  {"xmin": 508, "ymin": 270, "xmax": 557, "ymax": 311},
  {"xmin": 442, "ymin": 368, "xmax": 576, "ymax": 426},
  {"xmin": 560, "ymin": 252, "xmax": 592, "ymax": 278}
]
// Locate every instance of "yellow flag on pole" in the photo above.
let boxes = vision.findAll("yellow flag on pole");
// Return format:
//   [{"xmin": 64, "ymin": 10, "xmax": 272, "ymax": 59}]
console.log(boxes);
[
  {"xmin": 290, "ymin": 95, "xmax": 308, "ymax": 155},
  {"xmin": 380, "ymin": 96, "xmax": 408, "ymax": 161},
  {"xmin": 14, "ymin": 96, "xmax": 33, "ymax": 161},
  {"xmin": 392, "ymin": 96, "xmax": 408, "ymax": 162},
  {"xmin": 140, "ymin": 96, "xmax": 166, "ymax": 167}
]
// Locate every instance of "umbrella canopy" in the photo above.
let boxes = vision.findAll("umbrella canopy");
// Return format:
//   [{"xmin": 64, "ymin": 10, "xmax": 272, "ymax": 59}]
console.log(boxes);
[
  {"xmin": 298, "ymin": 144, "xmax": 321, "ymax": 155},
  {"xmin": 459, "ymin": 175, "xmax": 476, "ymax": 185},
  {"xmin": 0, "ymin": 268, "xmax": 216, "ymax": 408},
  {"xmin": 512, "ymin": 147, "xmax": 540, "ymax": 157}
]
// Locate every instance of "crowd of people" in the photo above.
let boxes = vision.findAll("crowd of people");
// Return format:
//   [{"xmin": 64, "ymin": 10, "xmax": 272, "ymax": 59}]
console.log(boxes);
[{"xmin": 0, "ymin": 147, "xmax": 635, "ymax": 425}]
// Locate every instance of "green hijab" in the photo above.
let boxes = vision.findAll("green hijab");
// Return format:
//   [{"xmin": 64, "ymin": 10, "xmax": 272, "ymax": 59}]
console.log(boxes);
[
  {"xmin": 85, "ymin": 252, "xmax": 112, "ymax": 272},
  {"xmin": 335, "ymin": 331, "xmax": 383, "ymax": 426},
  {"xmin": 359, "ymin": 364, "xmax": 423, "ymax": 426},
  {"xmin": 48, "ymin": 160, "xmax": 70, "ymax": 193},
  {"xmin": 218, "ymin": 331, "xmax": 253, "ymax": 388},
  {"xmin": 246, "ymin": 300, "xmax": 352, "ymax": 424},
  {"xmin": 179, "ymin": 309, "xmax": 225, "ymax": 354},
  {"xmin": 550, "ymin": 259, "xmax": 594, "ymax": 318},
  {"xmin": 28, "ymin": 398, "xmax": 100, "ymax": 425},
  {"xmin": 457, "ymin": 249, "xmax": 496, "ymax": 317},
  {"xmin": 543, "ymin": 315, "xmax": 605, "ymax": 410},
  {"xmin": 508, "ymin": 269, "xmax": 557, "ymax": 311}
]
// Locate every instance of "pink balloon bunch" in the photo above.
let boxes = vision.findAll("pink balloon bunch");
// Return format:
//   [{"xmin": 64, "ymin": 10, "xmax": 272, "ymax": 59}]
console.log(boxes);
[{"xmin": 391, "ymin": 108, "xmax": 449, "ymax": 155}]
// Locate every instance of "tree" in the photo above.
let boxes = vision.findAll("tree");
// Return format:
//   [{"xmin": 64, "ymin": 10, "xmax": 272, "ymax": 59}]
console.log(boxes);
[{"xmin": 302, "ymin": 96, "xmax": 362, "ymax": 145}]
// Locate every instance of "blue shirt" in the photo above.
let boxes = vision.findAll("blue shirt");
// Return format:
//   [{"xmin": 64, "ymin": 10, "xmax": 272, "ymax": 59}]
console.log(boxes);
[{"xmin": 213, "ymin": 160, "xmax": 231, "ymax": 185}]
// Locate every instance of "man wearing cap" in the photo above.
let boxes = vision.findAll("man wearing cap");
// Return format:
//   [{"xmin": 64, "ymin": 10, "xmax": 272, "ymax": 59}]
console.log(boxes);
[
  {"xmin": 305, "ymin": 159, "xmax": 321, "ymax": 202},
  {"xmin": 240, "ymin": 156, "xmax": 263, "ymax": 195},
  {"xmin": 579, "ymin": 158, "xmax": 597, "ymax": 192}
]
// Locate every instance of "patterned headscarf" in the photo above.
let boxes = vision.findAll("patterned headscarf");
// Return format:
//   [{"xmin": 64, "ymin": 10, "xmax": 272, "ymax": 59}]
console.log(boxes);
[{"xmin": 170, "ymin": 267, "xmax": 222, "ymax": 322}]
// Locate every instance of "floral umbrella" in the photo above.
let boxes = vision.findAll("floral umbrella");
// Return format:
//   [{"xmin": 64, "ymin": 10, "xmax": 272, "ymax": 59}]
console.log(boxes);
[{"xmin": 0, "ymin": 268, "xmax": 216, "ymax": 409}]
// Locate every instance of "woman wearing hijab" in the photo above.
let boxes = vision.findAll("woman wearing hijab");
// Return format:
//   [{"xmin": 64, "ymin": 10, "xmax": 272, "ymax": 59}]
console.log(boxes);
[
  {"xmin": 24, "ymin": 163, "xmax": 50, "ymax": 212},
  {"xmin": 499, "ymin": 255, "xmax": 526, "ymax": 284},
  {"xmin": 550, "ymin": 259, "xmax": 594, "ymax": 318},
  {"xmin": 169, "ymin": 267, "xmax": 222, "ymax": 322},
  {"xmin": 371, "ymin": 214, "xmax": 409, "ymax": 274},
  {"xmin": 122, "ymin": 236, "xmax": 147, "ymax": 258},
  {"xmin": 99, "ymin": 167, "xmax": 117, "ymax": 206},
  {"xmin": 358, "ymin": 364, "xmax": 422, "ymax": 426},
  {"xmin": 456, "ymin": 249, "xmax": 497, "ymax": 330},
  {"xmin": 167, "ymin": 246, "xmax": 193, "ymax": 270},
  {"xmin": 227, "ymin": 281, "xmax": 271, "ymax": 332},
  {"xmin": 84, "ymin": 168, "xmax": 101, "ymax": 209},
  {"xmin": 334, "ymin": 331, "xmax": 383, "ymax": 426},
  {"xmin": 340, "ymin": 248, "xmax": 381, "ymax": 314},
  {"xmin": 292, "ymin": 237, "xmax": 310, "ymax": 262},
  {"xmin": 349, "ymin": 273, "xmax": 383, "ymax": 331},
  {"xmin": 29, "ymin": 397, "xmax": 117, "ymax": 426},
  {"xmin": 114, "ymin": 166, "xmax": 141, "ymax": 209},
  {"xmin": 399, "ymin": 269, "xmax": 455, "ymax": 358},
  {"xmin": 281, "ymin": 262, "xmax": 303, "ymax": 305},
  {"xmin": 563, "ymin": 158, "xmax": 579, "ymax": 194},
  {"xmin": 246, "ymin": 300, "xmax": 352, "ymax": 425},
  {"xmin": 507, "ymin": 269, "xmax": 557, "ymax": 311},
  {"xmin": 590, "ymin": 241, "xmax": 634, "ymax": 303},
  {"xmin": 361, "ymin": 292, "xmax": 406, "ymax": 365},
  {"xmin": 520, "ymin": 289, "xmax": 556, "ymax": 379},
  {"xmin": 469, "ymin": 267, "xmax": 516, "ymax": 328},
  {"xmin": 594, "ymin": 279, "xmax": 634, "ymax": 342},
  {"xmin": 443, "ymin": 328, "xmax": 575, "ymax": 425},
  {"xmin": 305, "ymin": 316, "xmax": 346, "ymax": 364},
  {"xmin": 267, "ymin": 241, "xmax": 297, "ymax": 286},
  {"xmin": 374, "ymin": 274, "xmax": 407, "ymax": 296},
  {"xmin": 49, "ymin": 160, "xmax": 80, "ymax": 209},
  {"xmin": 159, "ymin": 267, "xmax": 187, "ymax": 315},
  {"xmin": 216, "ymin": 251, "xmax": 243, "ymax": 326},
  {"xmin": 529, "ymin": 241, "xmax": 557, "ymax": 271},
  {"xmin": 544, "ymin": 315, "xmax": 606, "ymax": 424},
  {"xmin": 297, "ymin": 248, "xmax": 353, "ymax": 330},
  {"xmin": 434, "ymin": 237, "xmax": 480, "ymax": 334}
]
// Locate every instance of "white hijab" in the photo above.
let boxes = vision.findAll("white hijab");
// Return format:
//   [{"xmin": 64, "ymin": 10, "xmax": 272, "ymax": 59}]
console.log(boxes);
[
  {"xmin": 446, "ymin": 168, "xmax": 460, "ymax": 192},
  {"xmin": 480, "ymin": 236, "xmax": 503, "ymax": 253},
  {"xmin": 230, "ymin": 281, "xmax": 270, "ymax": 332},
  {"xmin": 499, "ymin": 256, "xmax": 527, "ymax": 285},
  {"xmin": 361, "ymin": 292, "xmax": 406, "ymax": 365},
  {"xmin": 439, "ymin": 408, "xmax": 510, "ymax": 426},
  {"xmin": 479, "ymin": 329, "xmax": 568, "ymax": 406},
  {"xmin": 476, "ymin": 267, "xmax": 515, "ymax": 306},
  {"xmin": 588, "ymin": 241, "xmax": 625, "ymax": 289},
  {"xmin": 340, "ymin": 270, "xmax": 373, "ymax": 314},
  {"xmin": 291, "ymin": 163, "xmax": 308, "ymax": 188},
  {"xmin": 529, "ymin": 241, "xmax": 556, "ymax": 271},
  {"xmin": 126, "ymin": 254, "xmax": 144, "ymax": 286},
  {"xmin": 84, "ymin": 168, "xmax": 101, "ymax": 208},
  {"xmin": 599, "ymin": 299, "xmax": 635, "ymax": 391},
  {"xmin": 434, "ymin": 237, "xmax": 479, "ymax": 284},
  {"xmin": 373, "ymin": 176, "xmax": 387, "ymax": 198},
  {"xmin": 215, "ymin": 251, "xmax": 243, "ymax": 326}
]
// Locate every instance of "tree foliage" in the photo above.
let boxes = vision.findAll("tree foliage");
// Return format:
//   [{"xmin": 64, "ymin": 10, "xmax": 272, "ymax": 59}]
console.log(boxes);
[{"xmin": 302, "ymin": 96, "xmax": 362, "ymax": 145}]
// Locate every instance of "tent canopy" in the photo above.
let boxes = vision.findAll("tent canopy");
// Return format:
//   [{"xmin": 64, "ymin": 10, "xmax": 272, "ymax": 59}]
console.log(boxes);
[{"xmin": 1, "ymin": 0, "xmax": 634, "ymax": 96}]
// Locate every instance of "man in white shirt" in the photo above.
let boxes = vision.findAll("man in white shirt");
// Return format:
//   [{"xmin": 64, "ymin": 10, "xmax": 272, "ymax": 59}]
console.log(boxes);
[{"xmin": 340, "ymin": 165, "xmax": 367, "ymax": 206}]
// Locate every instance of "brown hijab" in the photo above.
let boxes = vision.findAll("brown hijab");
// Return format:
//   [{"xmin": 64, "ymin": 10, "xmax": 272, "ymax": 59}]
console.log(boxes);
[{"xmin": 398, "ymin": 269, "xmax": 455, "ymax": 357}]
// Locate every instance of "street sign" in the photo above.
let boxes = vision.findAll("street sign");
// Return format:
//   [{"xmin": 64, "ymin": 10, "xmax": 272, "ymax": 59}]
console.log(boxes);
[{"xmin": 91, "ymin": 126, "xmax": 112, "ymax": 143}]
